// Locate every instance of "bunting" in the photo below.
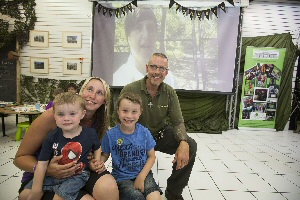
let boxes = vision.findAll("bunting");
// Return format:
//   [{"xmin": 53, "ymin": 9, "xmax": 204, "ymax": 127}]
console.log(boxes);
[
  {"xmin": 96, "ymin": 0, "xmax": 138, "ymax": 18},
  {"xmin": 97, "ymin": 0, "xmax": 234, "ymax": 20},
  {"xmin": 169, "ymin": 0, "xmax": 234, "ymax": 20}
]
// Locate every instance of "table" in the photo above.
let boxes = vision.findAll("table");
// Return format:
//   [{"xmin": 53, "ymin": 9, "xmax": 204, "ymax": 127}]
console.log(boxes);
[{"xmin": 0, "ymin": 106, "xmax": 43, "ymax": 137}]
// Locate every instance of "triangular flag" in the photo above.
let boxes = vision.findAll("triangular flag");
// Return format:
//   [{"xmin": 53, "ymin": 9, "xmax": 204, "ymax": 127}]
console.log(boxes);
[
  {"xmin": 109, "ymin": 9, "xmax": 114, "ymax": 17},
  {"xmin": 97, "ymin": 4, "xmax": 102, "ymax": 13},
  {"xmin": 189, "ymin": 9, "xmax": 195, "ymax": 20},
  {"xmin": 115, "ymin": 9, "xmax": 120, "ymax": 18},
  {"xmin": 176, "ymin": 3, "xmax": 181, "ymax": 11},
  {"xmin": 204, "ymin": 9, "xmax": 210, "ymax": 20},
  {"xmin": 182, "ymin": 7, "xmax": 188, "ymax": 15},
  {"xmin": 196, "ymin": 10, "xmax": 202, "ymax": 20},
  {"xmin": 127, "ymin": 3, "xmax": 133, "ymax": 12},
  {"xmin": 219, "ymin": 2, "xmax": 226, "ymax": 13},
  {"xmin": 169, "ymin": 0, "xmax": 175, "ymax": 9},
  {"xmin": 131, "ymin": 0, "xmax": 138, "ymax": 7},
  {"xmin": 227, "ymin": 0, "xmax": 235, "ymax": 6},
  {"xmin": 211, "ymin": 6, "xmax": 218, "ymax": 17},
  {"xmin": 103, "ymin": 7, "xmax": 108, "ymax": 16},
  {"xmin": 121, "ymin": 7, "xmax": 126, "ymax": 15}
]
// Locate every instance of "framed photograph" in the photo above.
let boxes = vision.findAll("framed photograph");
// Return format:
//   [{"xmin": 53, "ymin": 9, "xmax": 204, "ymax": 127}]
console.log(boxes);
[
  {"xmin": 30, "ymin": 30, "xmax": 49, "ymax": 47},
  {"xmin": 62, "ymin": 32, "xmax": 82, "ymax": 48},
  {"xmin": 30, "ymin": 57, "xmax": 49, "ymax": 74},
  {"xmin": 63, "ymin": 58, "xmax": 82, "ymax": 75}
]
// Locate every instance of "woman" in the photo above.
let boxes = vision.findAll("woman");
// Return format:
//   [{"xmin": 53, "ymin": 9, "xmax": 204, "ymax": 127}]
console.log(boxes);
[{"xmin": 14, "ymin": 77, "xmax": 119, "ymax": 200}]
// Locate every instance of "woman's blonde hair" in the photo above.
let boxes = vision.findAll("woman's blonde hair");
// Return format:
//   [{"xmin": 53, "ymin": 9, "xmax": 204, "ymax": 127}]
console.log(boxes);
[{"xmin": 79, "ymin": 77, "xmax": 111, "ymax": 140}]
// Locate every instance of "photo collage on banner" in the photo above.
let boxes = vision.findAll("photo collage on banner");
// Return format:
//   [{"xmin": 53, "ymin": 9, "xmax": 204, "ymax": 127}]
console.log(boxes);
[{"xmin": 239, "ymin": 46, "xmax": 286, "ymax": 129}]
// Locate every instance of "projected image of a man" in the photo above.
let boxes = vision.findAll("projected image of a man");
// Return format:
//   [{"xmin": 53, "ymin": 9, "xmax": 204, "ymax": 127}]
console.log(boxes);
[{"xmin": 113, "ymin": 7, "xmax": 176, "ymax": 87}]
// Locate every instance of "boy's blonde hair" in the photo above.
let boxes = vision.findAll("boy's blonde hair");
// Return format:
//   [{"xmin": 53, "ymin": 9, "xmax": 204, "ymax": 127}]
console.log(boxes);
[{"xmin": 53, "ymin": 92, "xmax": 85, "ymax": 111}]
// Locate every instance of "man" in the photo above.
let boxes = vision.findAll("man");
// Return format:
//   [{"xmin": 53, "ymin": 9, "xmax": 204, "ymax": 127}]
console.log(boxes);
[
  {"xmin": 118, "ymin": 53, "xmax": 197, "ymax": 200},
  {"xmin": 113, "ymin": 8, "xmax": 176, "ymax": 88}
]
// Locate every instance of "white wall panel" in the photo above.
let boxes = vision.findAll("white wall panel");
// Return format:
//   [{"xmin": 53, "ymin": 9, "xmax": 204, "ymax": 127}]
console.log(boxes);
[
  {"xmin": 242, "ymin": 0, "xmax": 300, "ymax": 44},
  {"xmin": 19, "ymin": 0, "xmax": 93, "ymax": 80}
]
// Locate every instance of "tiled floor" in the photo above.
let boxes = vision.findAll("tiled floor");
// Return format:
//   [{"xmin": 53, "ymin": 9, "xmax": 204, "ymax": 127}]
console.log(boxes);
[{"xmin": 1, "ymin": 115, "xmax": 300, "ymax": 200}]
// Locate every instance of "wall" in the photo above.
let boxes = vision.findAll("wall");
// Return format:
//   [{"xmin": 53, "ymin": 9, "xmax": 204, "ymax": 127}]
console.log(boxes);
[
  {"xmin": 18, "ymin": 0, "xmax": 299, "ymax": 80},
  {"xmin": 242, "ymin": 0, "xmax": 300, "ymax": 89},
  {"xmin": 19, "ymin": 0, "xmax": 93, "ymax": 81},
  {"xmin": 11, "ymin": 0, "xmax": 300, "ymax": 129}
]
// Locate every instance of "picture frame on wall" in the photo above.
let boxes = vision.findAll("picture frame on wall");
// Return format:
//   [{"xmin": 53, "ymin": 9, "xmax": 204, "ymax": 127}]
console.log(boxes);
[
  {"xmin": 30, "ymin": 57, "xmax": 49, "ymax": 74},
  {"xmin": 62, "ymin": 32, "xmax": 82, "ymax": 48},
  {"xmin": 63, "ymin": 58, "xmax": 82, "ymax": 75},
  {"xmin": 30, "ymin": 30, "xmax": 49, "ymax": 47}
]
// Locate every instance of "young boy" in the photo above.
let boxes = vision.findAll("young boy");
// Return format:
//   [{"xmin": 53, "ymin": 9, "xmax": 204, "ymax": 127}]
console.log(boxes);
[
  {"xmin": 101, "ymin": 92, "xmax": 162, "ymax": 200},
  {"xmin": 67, "ymin": 82, "xmax": 78, "ymax": 94},
  {"xmin": 20, "ymin": 92, "xmax": 103, "ymax": 200},
  {"xmin": 45, "ymin": 87, "xmax": 64, "ymax": 110}
]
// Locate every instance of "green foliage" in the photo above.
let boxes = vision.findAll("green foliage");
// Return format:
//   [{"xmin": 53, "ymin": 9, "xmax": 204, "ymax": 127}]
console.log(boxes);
[
  {"xmin": 20, "ymin": 75, "xmax": 83, "ymax": 104},
  {"xmin": 0, "ymin": 0, "xmax": 36, "ymax": 49}
]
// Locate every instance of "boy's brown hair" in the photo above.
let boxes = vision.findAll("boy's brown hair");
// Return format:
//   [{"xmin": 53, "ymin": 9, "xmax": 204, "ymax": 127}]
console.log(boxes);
[{"xmin": 117, "ymin": 92, "xmax": 143, "ymax": 111}]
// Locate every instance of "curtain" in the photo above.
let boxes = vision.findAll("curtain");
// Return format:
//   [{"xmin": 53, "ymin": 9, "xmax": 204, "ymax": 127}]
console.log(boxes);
[{"xmin": 240, "ymin": 33, "xmax": 298, "ymax": 131}]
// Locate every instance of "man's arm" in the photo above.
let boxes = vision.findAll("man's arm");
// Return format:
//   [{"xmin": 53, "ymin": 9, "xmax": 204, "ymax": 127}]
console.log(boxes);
[
  {"xmin": 168, "ymin": 89, "xmax": 188, "ymax": 142},
  {"xmin": 168, "ymin": 89, "xmax": 190, "ymax": 170}
]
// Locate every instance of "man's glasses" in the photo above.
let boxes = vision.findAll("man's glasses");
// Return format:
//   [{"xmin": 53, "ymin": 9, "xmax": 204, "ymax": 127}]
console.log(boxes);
[{"xmin": 148, "ymin": 64, "xmax": 169, "ymax": 72}]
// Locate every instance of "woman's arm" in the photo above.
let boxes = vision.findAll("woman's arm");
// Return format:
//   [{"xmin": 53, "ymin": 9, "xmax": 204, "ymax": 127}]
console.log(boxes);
[
  {"xmin": 28, "ymin": 161, "xmax": 48, "ymax": 200},
  {"xmin": 14, "ymin": 108, "xmax": 57, "ymax": 172}
]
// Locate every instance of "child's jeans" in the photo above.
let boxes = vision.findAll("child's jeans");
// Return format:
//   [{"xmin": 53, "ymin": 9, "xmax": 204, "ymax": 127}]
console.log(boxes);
[
  {"xmin": 117, "ymin": 171, "xmax": 162, "ymax": 200},
  {"xmin": 25, "ymin": 170, "xmax": 90, "ymax": 200}
]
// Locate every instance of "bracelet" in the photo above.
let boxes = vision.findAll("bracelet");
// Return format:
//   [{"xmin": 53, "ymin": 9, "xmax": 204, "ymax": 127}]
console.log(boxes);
[{"xmin": 33, "ymin": 163, "xmax": 37, "ymax": 173}]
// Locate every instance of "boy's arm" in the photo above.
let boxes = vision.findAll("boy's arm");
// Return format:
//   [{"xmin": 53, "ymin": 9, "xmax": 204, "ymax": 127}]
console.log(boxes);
[
  {"xmin": 28, "ymin": 161, "xmax": 48, "ymax": 200},
  {"xmin": 134, "ymin": 148, "xmax": 156, "ymax": 192},
  {"xmin": 100, "ymin": 152, "xmax": 110, "ymax": 163},
  {"xmin": 138, "ymin": 148, "xmax": 156, "ymax": 179},
  {"xmin": 89, "ymin": 148, "xmax": 109, "ymax": 173}
]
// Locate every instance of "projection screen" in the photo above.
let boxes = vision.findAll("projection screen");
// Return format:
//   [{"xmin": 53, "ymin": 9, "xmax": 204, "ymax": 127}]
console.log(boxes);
[{"xmin": 92, "ymin": 3, "xmax": 240, "ymax": 92}]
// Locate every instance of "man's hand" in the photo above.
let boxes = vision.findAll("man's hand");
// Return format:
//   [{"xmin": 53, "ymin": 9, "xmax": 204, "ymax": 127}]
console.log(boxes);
[
  {"xmin": 172, "ymin": 141, "xmax": 189, "ymax": 170},
  {"xmin": 46, "ymin": 155, "xmax": 80, "ymax": 179}
]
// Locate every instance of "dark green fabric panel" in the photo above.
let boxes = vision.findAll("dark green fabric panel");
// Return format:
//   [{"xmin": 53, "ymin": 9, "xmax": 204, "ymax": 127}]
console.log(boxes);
[
  {"xmin": 241, "ymin": 33, "xmax": 298, "ymax": 130},
  {"xmin": 177, "ymin": 92, "xmax": 228, "ymax": 133}
]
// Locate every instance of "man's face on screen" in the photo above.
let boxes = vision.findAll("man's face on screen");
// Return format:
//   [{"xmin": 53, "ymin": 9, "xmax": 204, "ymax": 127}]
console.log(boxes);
[
  {"xmin": 128, "ymin": 19, "xmax": 157, "ymax": 59},
  {"xmin": 146, "ymin": 56, "xmax": 168, "ymax": 86}
]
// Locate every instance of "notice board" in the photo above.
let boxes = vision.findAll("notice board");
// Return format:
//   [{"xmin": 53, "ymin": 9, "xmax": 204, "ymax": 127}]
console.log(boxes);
[{"xmin": 0, "ymin": 59, "xmax": 17, "ymax": 102}]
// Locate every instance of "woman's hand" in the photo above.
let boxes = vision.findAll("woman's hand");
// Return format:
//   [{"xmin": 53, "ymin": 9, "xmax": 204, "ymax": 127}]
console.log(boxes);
[
  {"xmin": 46, "ymin": 155, "xmax": 80, "ymax": 179},
  {"xmin": 27, "ymin": 190, "xmax": 43, "ymax": 200}
]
